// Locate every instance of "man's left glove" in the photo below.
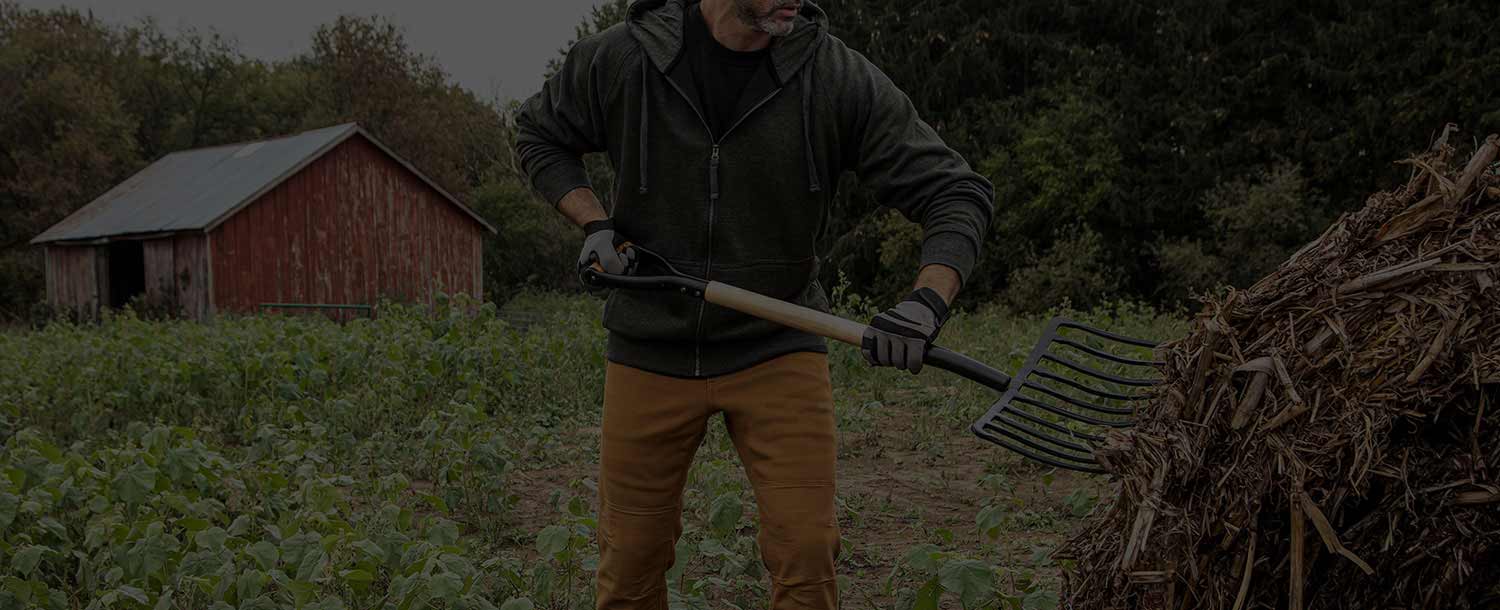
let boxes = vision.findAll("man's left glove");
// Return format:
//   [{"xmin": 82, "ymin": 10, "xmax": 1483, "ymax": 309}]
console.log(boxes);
[
  {"xmin": 577, "ymin": 218, "xmax": 637, "ymax": 278},
  {"xmin": 862, "ymin": 287, "xmax": 950, "ymax": 374}
]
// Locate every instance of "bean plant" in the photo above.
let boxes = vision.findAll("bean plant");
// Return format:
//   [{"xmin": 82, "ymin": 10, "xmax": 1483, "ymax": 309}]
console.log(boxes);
[{"xmin": 0, "ymin": 290, "xmax": 1182, "ymax": 609}]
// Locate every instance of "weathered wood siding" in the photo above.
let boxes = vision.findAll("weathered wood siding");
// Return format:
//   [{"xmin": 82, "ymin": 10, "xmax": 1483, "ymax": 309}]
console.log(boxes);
[
  {"xmin": 84, "ymin": 235, "xmax": 211, "ymax": 320},
  {"xmin": 44, "ymin": 245, "xmax": 101, "ymax": 317},
  {"xmin": 209, "ymin": 135, "xmax": 484, "ymax": 319},
  {"xmin": 174, "ymin": 234, "xmax": 212, "ymax": 321},
  {"xmin": 142, "ymin": 238, "xmax": 175, "ymax": 309}
]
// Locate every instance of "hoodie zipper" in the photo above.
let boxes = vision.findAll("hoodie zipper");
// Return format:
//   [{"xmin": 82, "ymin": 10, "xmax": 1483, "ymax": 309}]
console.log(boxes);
[
  {"xmin": 697, "ymin": 143, "xmax": 720, "ymax": 375},
  {"xmin": 659, "ymin": 74, "xmax": 784, "ymax": 376}
]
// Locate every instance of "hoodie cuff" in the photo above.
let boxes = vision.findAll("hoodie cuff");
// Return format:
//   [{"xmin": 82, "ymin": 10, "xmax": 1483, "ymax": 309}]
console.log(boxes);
[
  {"xmin": 532, "ymin": 158, "xmax": 594, "ymax": 208},
  {"xmin": 919, "ymin": 231, "xmax": 979, "ymax": 287}
]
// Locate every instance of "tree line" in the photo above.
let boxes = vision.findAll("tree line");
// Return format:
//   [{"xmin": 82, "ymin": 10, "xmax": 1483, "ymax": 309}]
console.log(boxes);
[
  {"xmin": 3, "ymin": 0, "xmax": 1496, "ymax": 321},
  {"xmin": 814, "ymin": 0, "xmax": 1498, "ymax": 310},
  {"xmin": 0, "ymin": 3, "xmax": 573, "ymax": 320}
]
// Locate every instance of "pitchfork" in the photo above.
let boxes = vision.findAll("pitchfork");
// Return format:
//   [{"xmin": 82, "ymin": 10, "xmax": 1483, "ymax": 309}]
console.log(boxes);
[{"xmin": 585, "ymin": 246, "xmax": 1163, "ymax": 474}]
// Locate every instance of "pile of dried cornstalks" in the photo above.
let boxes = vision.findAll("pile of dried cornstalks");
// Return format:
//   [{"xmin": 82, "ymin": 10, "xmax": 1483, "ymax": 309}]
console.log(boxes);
[{"xmin": 1062, "ymin": 132, "xmax": 1500, "ymax": 610}]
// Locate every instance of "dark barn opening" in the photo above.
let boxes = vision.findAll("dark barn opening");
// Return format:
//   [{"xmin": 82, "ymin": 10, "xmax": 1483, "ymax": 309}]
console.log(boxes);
[{"xmin": 108, "ymin": 240, "xmax": 145, "ymax": 308}]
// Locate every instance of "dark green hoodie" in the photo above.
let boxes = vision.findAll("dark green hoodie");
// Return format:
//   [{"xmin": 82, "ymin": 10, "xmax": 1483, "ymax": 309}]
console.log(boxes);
[{"xmin": 516, "ymin": 0, "xmax": 994, "ymax": 378}]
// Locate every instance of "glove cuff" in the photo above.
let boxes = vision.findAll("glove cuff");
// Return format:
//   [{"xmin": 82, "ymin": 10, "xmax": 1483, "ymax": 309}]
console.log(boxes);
[
  {"xmin": 907, "ymin": 287, "xmax": 950, "ymax": 325},
  {"xmin": 582, "ymin": 218, "xmax": 614, "ymax": 236}
]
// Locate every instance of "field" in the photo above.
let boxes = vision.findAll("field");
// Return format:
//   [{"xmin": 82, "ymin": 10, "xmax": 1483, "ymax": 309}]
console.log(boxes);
[{"xmin": 0, "ymin": 291, "xmax": 1182, "ymax": 610}]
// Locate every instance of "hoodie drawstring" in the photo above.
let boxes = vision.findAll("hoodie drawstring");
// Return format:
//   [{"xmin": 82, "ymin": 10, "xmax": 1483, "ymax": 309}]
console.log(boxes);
[
  {"xmin": 801, "ymin": 67, "xmax": 821, "ymax": 194},
  {"xmin": 639, "ymin": 55, "xmax": 652, "ymax": 195}
]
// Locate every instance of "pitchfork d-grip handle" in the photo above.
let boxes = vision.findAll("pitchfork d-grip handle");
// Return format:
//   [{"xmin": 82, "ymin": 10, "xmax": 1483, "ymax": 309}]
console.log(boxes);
[{"xmin": 583, "ymin": 263, "xmax": 1013, "ymax": 393}]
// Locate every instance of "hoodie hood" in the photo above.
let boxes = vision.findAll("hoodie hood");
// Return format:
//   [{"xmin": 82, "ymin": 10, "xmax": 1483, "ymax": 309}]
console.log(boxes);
[
  {"xmin": 627, "ymin": 0, "xmax": 829, "ymax": 196},
  {"xmin": 629, "ymin": 0, "xmax": 828, "ymax": 82}
]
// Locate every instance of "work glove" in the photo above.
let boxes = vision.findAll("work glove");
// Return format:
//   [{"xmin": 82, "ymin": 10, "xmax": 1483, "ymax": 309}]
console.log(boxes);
[
  {"xmin": 577, "ymin": 218, "xmax": 637, "ymax": 279},
  {"xmin": 862, "ymin": 287, "xmax": 949, "ymax": 374}
]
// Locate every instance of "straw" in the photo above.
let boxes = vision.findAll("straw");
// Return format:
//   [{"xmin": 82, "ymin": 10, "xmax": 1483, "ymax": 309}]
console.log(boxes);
[{"xmin": 1062, "ymin": 133, "xmax": 1500, "ymax": 609}]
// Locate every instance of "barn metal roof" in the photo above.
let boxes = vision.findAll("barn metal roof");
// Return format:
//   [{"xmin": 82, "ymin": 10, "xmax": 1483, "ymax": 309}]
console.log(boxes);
[{"xmin": 32, "ymin": 123, "xmax": 495, "ymax": 244}]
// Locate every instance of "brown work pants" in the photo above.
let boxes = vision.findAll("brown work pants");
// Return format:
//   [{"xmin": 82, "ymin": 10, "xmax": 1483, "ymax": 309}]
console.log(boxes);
[{"xmin": 597, "ymin": 351, "xmax": 839, "ymax": 610}]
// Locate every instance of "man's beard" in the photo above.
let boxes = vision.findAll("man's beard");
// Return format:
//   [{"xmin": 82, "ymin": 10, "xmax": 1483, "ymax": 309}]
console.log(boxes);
[{"xmin": 734, "ymin": 0, "xmax": 799, "ymax": 37}]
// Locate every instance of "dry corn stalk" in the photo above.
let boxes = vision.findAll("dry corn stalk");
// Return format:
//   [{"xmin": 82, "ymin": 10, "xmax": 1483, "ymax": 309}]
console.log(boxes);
[{"xmin": 1061, "ymin": 133, "xmax": 1500, "ymax": 610}]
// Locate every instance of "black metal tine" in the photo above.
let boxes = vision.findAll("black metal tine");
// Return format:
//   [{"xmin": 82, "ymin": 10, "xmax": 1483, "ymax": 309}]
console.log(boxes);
[
  {"xmin": 1011, "ymin": 393, "xmax": 1127, "ymax": 428},
  {"xmin": 966, "ymin": 317, "xmax": 1164, "ymax": 474},
  {"xmin": 976, "ymin": 418, "xmax": 1104, "ymax": 473},
  {"xmin": 1019, "ymin": 379, "xmax": 1137, "ymax": 416},
  {"xmin": 982, "ymin": 416, "xmax": 1094, "ymax": 462},
  {"xmin": 972, "ymin": 426, "xmax": 1107, "ymax": 474},
  {"xmin": 1040, "ymin": 353, "xmax": 1159, "ymax": 387},
  {"xmin": 1001, "ymin": 403, "xmax": 1106, "ymax": 443},
  {"xmin": 987, "ymin": 412, "xmax": 1095, "ymax": 454},
  {"xmin": 1029, "ymin": 368, "xmax": 1152, "ymax": 402},
  {"xmin": 1057, "ymin": 320, "xmax": 1162, "ymax": 350},
  {"xmin": 1052, "ymin": 337, "xmax": 1159, "ymax": 368},
  {"xmin": 1012, "ymin": 395, "xmax": 1134, "ymax": 429}
]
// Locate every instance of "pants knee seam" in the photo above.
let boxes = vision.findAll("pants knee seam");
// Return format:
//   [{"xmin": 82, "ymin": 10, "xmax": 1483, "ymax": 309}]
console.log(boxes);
[
  {"xmin": 601, "ymin": 498, "xmax": 680, "ymax": 517},
  {"xmin": 769, "ymin": 576, "xmax": 839, "ymax": 587},
  {"xmin": 757, "ymin": 480, "xmax": 835, "ymax": 490}
]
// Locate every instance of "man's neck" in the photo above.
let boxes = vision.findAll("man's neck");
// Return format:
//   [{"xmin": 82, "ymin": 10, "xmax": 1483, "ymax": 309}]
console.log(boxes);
[{"xmin": 699, "ymin": 0, "xmax": 771, "ymax": 52}]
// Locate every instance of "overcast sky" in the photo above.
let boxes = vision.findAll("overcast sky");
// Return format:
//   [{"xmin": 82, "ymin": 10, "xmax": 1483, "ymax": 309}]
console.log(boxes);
[{"xmin": 16, "ymin": 0, "xmax": 607, "ymax": 103}]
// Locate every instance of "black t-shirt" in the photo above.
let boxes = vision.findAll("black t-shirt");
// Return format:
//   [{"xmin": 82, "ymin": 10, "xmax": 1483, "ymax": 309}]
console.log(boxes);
[{"xmin": 684, "ymin": 3, "xmax": 769, "ymax": 139}]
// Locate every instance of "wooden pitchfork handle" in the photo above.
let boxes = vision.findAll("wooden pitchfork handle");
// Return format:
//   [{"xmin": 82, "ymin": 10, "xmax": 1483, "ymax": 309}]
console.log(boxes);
[{"xmin": 586, "ymin": 244, "xmax": 1012, "ymax": 392}]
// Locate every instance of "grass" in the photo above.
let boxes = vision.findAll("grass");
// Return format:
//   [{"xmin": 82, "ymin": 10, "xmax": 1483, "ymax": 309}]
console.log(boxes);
[{"xmin": 0, "ymin": 290, "xmax": 1183, "ymax": 610}]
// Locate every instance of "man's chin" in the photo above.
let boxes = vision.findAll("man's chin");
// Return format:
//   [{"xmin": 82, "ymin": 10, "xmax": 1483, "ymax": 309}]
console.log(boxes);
[{"xmin": 757, "ymin": 16, "xmax": 796, "ymax": 37}]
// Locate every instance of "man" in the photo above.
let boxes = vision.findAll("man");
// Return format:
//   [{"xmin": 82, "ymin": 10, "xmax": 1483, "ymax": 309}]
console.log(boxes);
[{"xmin": 515, "ymin": 0, "xmax": 993, "ymax": 608}]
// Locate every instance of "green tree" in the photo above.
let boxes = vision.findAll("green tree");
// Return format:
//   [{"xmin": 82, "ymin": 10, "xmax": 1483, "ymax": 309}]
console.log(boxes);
[
  {"xmin": 1154, "ymin": 162, "xmax": 1329, "ymax": 303},
  {"xmin": 820, "ymin": 0, "xmax": 1500, "ymax": 310},
  {"xmin": 471, "ymin": 170, "xmax": 579, "ymax": 301},
  {"xmin": 0, "ymin": 4, "xmax": 142, "ymax": 316},
  {"xmin": 114, "ymin": 24, "xmax": 285, "ymax": 157},
  {"xmin": 0, "ymin": 5, "xmax": 522, "ymax": 317},
  {"xmin": 295, "ymin": 15, "xmax": 512, "ymax": 198},
  {"xmin": 1003, "ymin": 224, "xmax": 1123, "ymax": 313},
  {"xmin": 545, "ymin": 0, "xmax": 631, "ymax": 79},
  {"xmin": 7, "ymin": 0, "xmax": 1500, "ymax": 315}
]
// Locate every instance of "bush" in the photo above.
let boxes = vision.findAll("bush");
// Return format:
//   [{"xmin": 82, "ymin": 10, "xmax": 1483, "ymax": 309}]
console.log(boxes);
[
  {"xmin": 964, "ymin": 86, "xmax": 1125, "ymax": 307},
  {"xmin": 1153, "ymin": 162, "xmax": 1330, "ymax": 305},
  {"xmin": 1151, "ymin": 238, "xmax": 1227, "ymax": 306},
  {"xmin": 1003, "ymin": 224, "xmax": 1122, "ymax": 313},
  {"xmin": 1203, "ymin": 162, "xmax": 1328, "ymax": 282},
  {"xmin": 866, "ymin": 209, "xmax": 927, "ymax": 305},
  {"xmin": 0, "ymin": 250, "xmax": 46, "ymax": 322},
  {"xmin": 471, "ymin": 174, "xmax": 581, "ymax": 302}
]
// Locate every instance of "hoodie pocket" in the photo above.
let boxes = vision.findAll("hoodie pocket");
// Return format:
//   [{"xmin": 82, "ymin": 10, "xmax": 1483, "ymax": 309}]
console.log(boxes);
[{"xmin": 601, "ymin": 258, "xmax": 705, "ymax": 343}]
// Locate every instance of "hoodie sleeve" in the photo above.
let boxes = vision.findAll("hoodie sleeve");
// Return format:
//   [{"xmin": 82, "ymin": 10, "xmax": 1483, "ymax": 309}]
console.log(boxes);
[
  {"xmin": 847, "ymin": 54, "xmax": 995, "ymax": 286},
  {"xmin": 515, "ymin": 34, "xmax": 622, "ymax": 207}
]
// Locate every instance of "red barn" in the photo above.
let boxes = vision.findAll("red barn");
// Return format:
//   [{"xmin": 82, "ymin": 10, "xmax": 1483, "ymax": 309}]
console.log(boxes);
[{"xmin": 31, "ymin": 123, "xmax": 495, "ymax": 320}]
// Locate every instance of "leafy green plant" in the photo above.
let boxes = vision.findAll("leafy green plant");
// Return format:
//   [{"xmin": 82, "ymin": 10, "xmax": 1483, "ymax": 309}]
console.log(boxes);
[
  {"xmin": 0, "ymin": 292, "xmax": 1179, "ymax": 608},
  {"xmin": 885, "ymin": 544, "xmax": 997, "ymax": 610},
  {"xmin": 0, "ymin": 422, "xmax": 509, "ymax": 610},
  {"xmin": 1062, "ymin": 488, "xmax": 1098, "ymax": 519}
]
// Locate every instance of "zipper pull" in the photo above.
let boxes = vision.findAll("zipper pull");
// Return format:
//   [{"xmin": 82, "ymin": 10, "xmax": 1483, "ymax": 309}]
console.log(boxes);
[{"xmin": 709, "ymin": 145, "xmax": 721, "ymax": 202}]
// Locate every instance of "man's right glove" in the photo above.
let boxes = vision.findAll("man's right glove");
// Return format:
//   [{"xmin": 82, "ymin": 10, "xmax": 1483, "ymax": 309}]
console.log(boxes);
[
  {"xmin": 577, "ymin": 218, "xmax": 637, "ymax": 277},
  {"xmin": 862, "ymin": 287, "xmax": 950, "ymax": 374}
]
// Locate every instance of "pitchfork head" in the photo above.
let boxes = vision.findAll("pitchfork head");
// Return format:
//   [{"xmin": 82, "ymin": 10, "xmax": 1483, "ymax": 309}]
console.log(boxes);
[{"xmin": 970, "ymin": 317, "xmax": 1162, "ymax": 474}]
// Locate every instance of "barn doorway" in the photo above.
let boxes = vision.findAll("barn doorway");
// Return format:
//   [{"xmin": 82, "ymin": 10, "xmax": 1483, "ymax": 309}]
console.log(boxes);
[{"xmin": 107, "ymin": 240, "xmax": 145, "ymax": 309}]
